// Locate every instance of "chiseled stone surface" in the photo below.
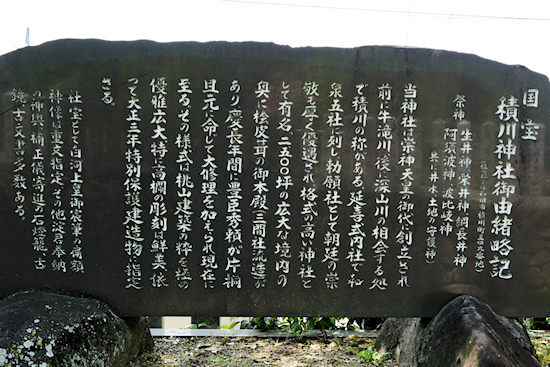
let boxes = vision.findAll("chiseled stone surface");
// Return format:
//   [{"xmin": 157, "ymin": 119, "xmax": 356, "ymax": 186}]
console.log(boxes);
[
  {"xmin": 376, "ymin": 295, "xmax": 541, "ymax": 367},
  {"xmin": 0, "ymin": 291, "xmax": 153, "ymax": 366}
]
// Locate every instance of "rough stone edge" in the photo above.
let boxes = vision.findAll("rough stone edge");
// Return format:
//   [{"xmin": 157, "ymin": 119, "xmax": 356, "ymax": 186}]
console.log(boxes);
[
  {"xmin": 416, "ymin": 295, "xmax": 540, "ymax": 366},
  {"xmin": 113, "ymin": 316, "xmax": 155, "ymax": 366},
  {"xmin": 375, "ymin": 295, "xmax": 541, "ymax": 367},
  {"xmin": 0, "ymin": 290, "xmax": 154, "ymax": 366}
]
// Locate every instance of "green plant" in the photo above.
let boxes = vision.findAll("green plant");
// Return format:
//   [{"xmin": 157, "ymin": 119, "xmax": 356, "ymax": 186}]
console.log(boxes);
[
  {"xmin": 239, "ymin": 317, "xmax": 279, "ymax": 331},
  {"xmin": 357, "ymin": 345, "xmax": 388, "ymax": 365},
  {"xmin": 220, "ymin": 321, "xmax": 240, "ymax": 329},
  {"xmin": 187, "ymin": 321, "xmax": 212, "ymax": 329},
  {"xmin": 278, "ymin": 316, "xmax": 339, "ymax": 338},
  {"xmin": 520, "ymin": 318, "xmax": 534, "ymax": 330},
  {"xmin": 278, "ymin": 317, "xmax": 310, "ymax": 338},
  {"xmin": 519, "ymin": 318, "xmax": 550, "ymax": 330},
  {"xmin": 240, "ymin": 316, "xmax": 360, "ymax": 338},
  {"xmin": 357, "ymin": 346, "xmax": 375, "ymax": 361}
]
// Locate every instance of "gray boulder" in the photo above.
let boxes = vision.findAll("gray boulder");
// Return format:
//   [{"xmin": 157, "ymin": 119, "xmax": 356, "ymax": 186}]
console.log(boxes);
[
  {"xmin": 376, "ymin": 295, "xmax": 540, "ymax": 367},
  {"xmin": 0, "ymin": 290, "xmax": 153, "ymax": 366}
]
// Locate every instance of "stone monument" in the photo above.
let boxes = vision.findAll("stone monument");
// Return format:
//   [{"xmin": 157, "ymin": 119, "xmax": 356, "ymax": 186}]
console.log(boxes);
[{"xmin": 0, "ymin": 40, "xmax": 548, "ymax": 318}]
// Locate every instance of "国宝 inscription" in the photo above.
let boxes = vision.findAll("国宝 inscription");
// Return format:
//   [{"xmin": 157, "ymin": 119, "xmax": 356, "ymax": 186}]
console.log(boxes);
[{"xmin": 0, "ymin": 39, "xmax": 549, "ymax": 317}]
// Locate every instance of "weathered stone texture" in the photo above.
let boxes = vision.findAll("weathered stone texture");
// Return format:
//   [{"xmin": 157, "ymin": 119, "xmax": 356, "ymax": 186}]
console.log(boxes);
[
  {"xmin": 376, "ymin": 295, "xmax": 541, "ymax": 367},
  {"xmin": 0, "ymin": 291, "xmax": 153, "ymax": 366}
]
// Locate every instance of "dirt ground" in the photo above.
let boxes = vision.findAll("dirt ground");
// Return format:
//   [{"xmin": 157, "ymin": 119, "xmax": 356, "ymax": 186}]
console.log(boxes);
[
  {"xmin": 134, "ymin": 335, "xmax": 394, "ymax": 366},
  {"xmin": 133, "ymin": 331, "xmax": 550, "ymax": 366},
  {"xmin": 531, "ymin": 331, "xmax": 550, "ymax": 366}
]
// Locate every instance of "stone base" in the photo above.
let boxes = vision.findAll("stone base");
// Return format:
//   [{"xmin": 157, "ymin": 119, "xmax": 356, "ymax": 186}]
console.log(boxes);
[
  {"xmin": 0, "ymin": 290, "xmax": 153, "ymax": 366},
  {"xmin": 375, "ymin": 295, "xmax": 541, "ymax": 367}
]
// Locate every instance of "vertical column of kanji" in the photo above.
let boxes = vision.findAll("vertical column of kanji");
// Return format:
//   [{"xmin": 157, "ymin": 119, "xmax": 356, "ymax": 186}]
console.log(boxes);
[
  {"xmin": 29, "ymin": 92, "xmax": 47, "ymax": 269},
  {"xmin": 49, "ymin": 89, "xmax": 67, "ymax": 272},
  {"xmin": 251, "ymin": 81, "xmax": 270, "ymax": 289},
  {"xmin": 475, "ymin": 162, "xmax": 489, "ymax": 273},
  {"xmin": 12, "ymin": 89, "xmax": 28, "ymax": 223},
  {"xmin": 490, "ymin": 96, "xmax": 519, "ymax": 279},
  {"xmin": 200, "ymin": 79, "xmax": 220, "ymax": 289},
  {"xmin": 521, "ymin": 89, "xmax": 541, "ymax": 141},
  {"xmin": 124, "ymin": 78, "xmax": 144, "ymax": 290},
  {"xmin": 174, "ymin": 78, "xmax": 194, "ymax": 289},
  {"xmin": 370, "ymin": 83, "xmax": 393, "ymax": 291},
  {"xmin": 440, "ymin": 129, "xmax": 457, "ymax": 242},
  {"xmin": 425, "ymin": 151, "xmax": 439, "ymax": 264},
  {"xmin": 299, "ymin": 81, "xmax": 320, "ymax": 289},
  {"xmin": 223, "ymin": 80, "xmax": 244, "ymax": 289},
  {"xmin": 150, "ymin": 78, "xmax": 169, "ymax": 288},
  {"xmin": 454, "ymin": 95, "xmax": 472, "ymax": 268},
  {"xmin": 323, "ymin": 83, "xmax": 344, "ymax": 290},
  {"xmin": 274, "ymin": 81, "xmax": 293, "ymax": 288},
  {"xmin": 396, "ymin": 84, "xmax": 417, "ymax": 288},
  {"xmin": 347, "ymin": 84, "xmax": 368, "ymax": 288},
  {"xmin": 68, "ymin": 91, "xmax": 84, "ymax": 273}
]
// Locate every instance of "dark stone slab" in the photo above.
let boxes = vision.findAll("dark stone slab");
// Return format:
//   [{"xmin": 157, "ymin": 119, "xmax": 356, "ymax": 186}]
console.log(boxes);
[
  {"xmin": 375, "ymin": 295, "xmax": 541, "ymax": 366},
  {"xmin": 0, "ymin": 291, "xmax": 153, "ymax": 366},
  {"xmin": 0, "ymin": 39, "xmax": 549, "ymax": 317}
]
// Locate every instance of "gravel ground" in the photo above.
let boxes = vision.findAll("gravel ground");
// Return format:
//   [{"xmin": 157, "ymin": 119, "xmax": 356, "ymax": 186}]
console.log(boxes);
[
  {"xmin": 133, "ymin": 335, "xmax": 395, "ymax": 366},
  {"xmin": 132, "ymin": 331, "xmax": 550, "ymax": 366}
]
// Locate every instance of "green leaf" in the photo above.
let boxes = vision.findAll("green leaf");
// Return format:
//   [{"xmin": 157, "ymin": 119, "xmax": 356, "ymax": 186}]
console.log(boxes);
[{"xmin": 220, "ymin": 321, "xmax": 239, "ymax": 329}]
